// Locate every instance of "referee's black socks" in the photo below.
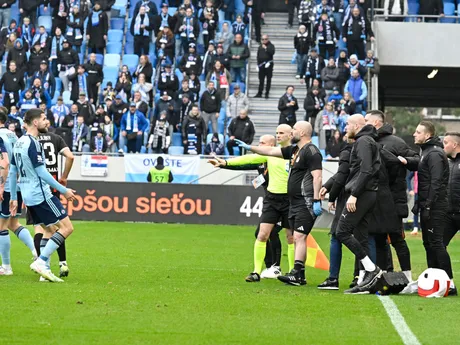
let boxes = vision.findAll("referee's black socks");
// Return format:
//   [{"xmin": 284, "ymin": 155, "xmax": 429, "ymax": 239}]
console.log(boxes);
[{"xmin": 294, "ymin": 260, "xmax": 305, "ymax": 278}]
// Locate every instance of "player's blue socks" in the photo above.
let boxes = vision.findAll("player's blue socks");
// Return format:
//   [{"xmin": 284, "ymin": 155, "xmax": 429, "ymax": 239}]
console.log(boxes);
[
  {"xmin": 40, "ymin": 232, "xmax": 66, "ymax": 263},
  {"xmin": 0, "ymin": 230, "xmax": 11, "ymax": 266},
  {"xmin": 14, "ymin": 226, "xmax": 35, "ymax": 252}
]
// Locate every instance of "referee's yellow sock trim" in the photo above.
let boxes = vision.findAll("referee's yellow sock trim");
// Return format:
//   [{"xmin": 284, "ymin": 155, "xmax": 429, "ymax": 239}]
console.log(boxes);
[
  {"xmin": 288, "ymin": 243, "xmax": 295, "ymax": 272},
  {"xmin": 254, "ymin": 240, "xmax": 266, "ymax": 275}
]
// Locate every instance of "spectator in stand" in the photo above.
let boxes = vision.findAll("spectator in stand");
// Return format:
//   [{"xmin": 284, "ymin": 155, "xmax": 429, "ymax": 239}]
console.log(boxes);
[
  {"xmin": 109, "ymin": 94, "xmax": 128, "ymax": 132},
  {"xmin": 314, "ymin": 101, "xmax": 337, "ymax": 146},
  {"xmin": 342, "ymin": 7, "xmax": 374, "ymax": 60},
  {"xmin": 278, "ymin": 85, "xmax": 299, "ymax": 127},
  {"xmin": 132, "ymin": 73, "xmax": 154, "ymax": 104},
  {"xmin": 132, "ymin": 91, "xmax": 149, "ymax": 117},
  {"xmin": 154, "ymin": 91, "xmax": 174, "ymax": 121},
  {"xmin": 51, "ymin": 96, "xmax": 70, "ymax": 127},
  {"xmin": 226, "ymin": 83, "xmax": 249, "ymax": 122},
  {"xmin": 214, "ymin": 43, "xmax": 230, "ymax": 70},
  {"xmin": 328, "ymin": 86, "xmax": 343, "ymax": 108},
  {"xmin": 153, "ymin": 3, "xmax": 176, "ymax": 36},
  {"xmin": 336, "ymin": 48, "xmax": 350, "ymax": 91},
  {"xmin": 91, "ymin": 105, "xmax": 106, "ymax": 129},
  {"xmin": 133, "ymin": 55, "xmax": 154, "ymax": 83},
  {"xmin": 33, "ymin": 61, "xmax": 55, "ymax": 99},
  {"xmin": 49, "ymin": 27, "xmax": 66, "ymax": 75},
  {"xmin": 200, "ymin": 80, "xmax": 221, "ymax": 134},
  {"xmin": 286, "ymin": 0, "xmax": 300, "ymax": 29},
  {"xmin": 298, "ymin": 0, "xmax": 316, "ymax": 27},
  {"xmin": 227, "ymin": 33, "xmax": 250, "ymax": 83},
  {"xmin": 7, "ymin": 105, "xmax": 23, "ymax": 137},
  {"xmin": 115, "ymin": 72, "xmax": 133, "ymax": 102},
  {"xmin": 29, "ymin": 41, "xmax": 49, "ymax": 78},
  {"xmin": 121, "ymin": 102, "xmax": 149, "ymax": 153},
  {"xmin": 363, "ymin": 50, "xmax": 380, "ymax": 76},
  {"xmin": 223, "ymin": 0, "xmax": 235, "ymax": 21},
  {"xmin": 103, "ymin": 82, "xmax": 116, "ymax": 101},
  {"xmin": 66, "ymin": 5, "xmax": 85, "ymax": 52},
  {"xmin": 57, "ymin": 39, "xmax": 79, "ymax": 92},
  {"xmin": 321, "ymin": 57, "xmax": 340, "ymax": 98},
  {"xmin": 84, "ymin": 53, "xmax": 104, "ymax": 105},
  {"xmin": 332, "ymin": 0, "xmax": 345, "ymax": 25},
  {"xmin": 31, "ymin": 25, "xmax": 49, "ymax": 51},
  {"xmin": 215, "ymin": 22, "xmax": 233, "ymax": 53},
  {"xmin": 179, "ymin": 42, "xmax": 203, "ymax": 77},
  {"xmin": 0, "ymin": 0, "xmax": 15, "ymax": 30},
  {"xmin": 0, "ymin": 20, "xmax": 18, "ymax": 58},
  {"xmin": 176, "ymin": 7, "xmax": 200, "ymax": 53},
  {"xmin": 294, "ymin": 24, "xmax": 312, "ymax": 80},
  {"xmin": 231, "ymin": 14, "xmax": 246, "ymax": 36},
  {"xmin": 203, "ymin": 41, "xmax": 217, "ymax": 76},
  {"xmin": 302, "ymin": 48, "xmax": 324, "ymax": 89},
  {"xmin": 205, "ymin": 132, "xmax": 225, "ymax": 155},
  {"xmin": 314, "ymin": 11, "xmax": 340, "ymax": 60},
  {"xmin": 384, "ymin": 0, "xmax": 408, "ymax": 21},
  {"xmin": 0, "ymin": 61, "xmax": 25, "ymax": 109},
  {"xmin": 148, "ymin": 111, "xmax": 170, "ymax": 154},
  {"xmin": 344, "ymin": 69, "xmax": 367, "ymax": 114},
  {"xmin": 227, "ymin": 109, "xmax": 255, "ymax": 155},
  {"xmin": 71, "ymin": 114, "xmax": 90, "ymax": 152},
  {"xmin": 419, "ymin": 0, "xmax": 444, "ymax": 22},
  {"xmin": 200, "ymin": 0, "xmax": 218, "ymax": 50},
  {"xmin": 342, "ymin": 0, "xmax": 365, "ymax": 24},
  {"xmin": 316, "ymin": 0, "xmax": 334, "ymax": 21},
  {"xmin": 255, "ymin": 34, "xmax": 275, "ymax": 99},
  {"xmin": 304, "ymin": 86, "xmax": 325, "ymax": 124},
  {"xmin": 206, "ymin": 60, "xmax": 231, "ymax": 101},
  {"xmin": 86, "ymin": 2, "xmax": 108, "ymax": 54},
  {"xmin": 19, "ymin": 0, "xmax": 41, "ymax": 27},
  {"xmin": 39, "ymin": 102, "xmax": 55, "ymax": 127},
  {"xmin": 156, "ymin": 26, "xmax": 175, "ymax": 62},
  {"xmin": 158, "ymin": 62, "xmax": 179, "ymax": 98},
  {"xmin": 178, "ymin": 78, "xmax": 198, "ymax": 103},
  {"xmin": 178, "ymin": 93, "xmax": 193, "ymax": 130},
  {"xmin": 336, "ymin": 109, "xmax": 349, "ymax": 133},
  {"xmin": 50, "ymin": 0, "xmax": 69, "ymax": 34},
  {"xmin": 18, "ymin": 90, "xmax": 39, "ymax": 116},
  {"xmin": 90, "ymin": 128, "xmax": 108, "ymax": 153},
  {"xmin": 348, "ymin": 53, "xmax": 367, "ymax": 77},
  {"xmin": 173, "ymin": 5, "xmax": 186, "ymax": 57},
  {"xmin": 18, "ymin": 17, "xmax": 35, "ymax": 47},
  {"xmin": 326, "ymin": 129, "xmax": 343, "ymax": 159},
  {"xmin": 244, "ymin": 0, "xmax": 264, "ymax": 43},
  {"xmin": 182, "ymin": 104, "xmax": 206, "ymax": 155},
  {"xmin": 339, "ymin": 91, "xmax": 356, "ymax": 115},
  {"xmin": 102, "ymin": 114, "xmax": 118, "ymax": 152},
  {"xmin": 62, "ymin": 103, "xmax": 79, "ymax": 130},
  {"xmin": 188, "ymin": 71, "xmax": 201, "ymax": 98},
  {"xmin": 29, "ymin": 78, "xmax": 52, "ymax": 108},
  {"xmin": 130, "ymin": 5, "xmax": 154, "ymax": 56},
  {"xmin": 7, "ymin": 38, "xmax": 27, "ymax": 77},
  {"xmin": 68, "ymin": 64, "xmax": 89, "ymax": 103},
  {"xmin": 76, "ymin": 91, "xmax": 96, "ymax": 125}
]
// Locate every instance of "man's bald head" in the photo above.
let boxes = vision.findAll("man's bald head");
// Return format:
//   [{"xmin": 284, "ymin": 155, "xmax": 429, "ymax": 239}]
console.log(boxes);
[
  {"xmin": 259, "ymin": 134, "xmax": 276, "ymax": 147},
  {"xmin": 276, "ymin": 124, "xmax": 292, "ymax": 146},
  {"xmin": 291, "ymin": 121, "xmax": 312, "ymax": 144},
  {"xmin": 346, "ymin": 114, "xmax": 366, "ymax": 138}
]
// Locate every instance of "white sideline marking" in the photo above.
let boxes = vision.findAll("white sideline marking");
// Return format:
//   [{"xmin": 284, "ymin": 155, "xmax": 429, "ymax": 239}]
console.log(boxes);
[{"xmin": 378, "ymin": 296, "xmax": 421, "ymax": 345}]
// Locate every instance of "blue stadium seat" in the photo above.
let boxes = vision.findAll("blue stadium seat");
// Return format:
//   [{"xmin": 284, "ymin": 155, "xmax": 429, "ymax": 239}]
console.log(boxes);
[
  {"xmin": 175, "ymin": 68, "xmax": 183, "ymax": 84},
  {"xmin": 10, "ymin": 7, "xmax": 19, "ymax": 22},
  {"xmin": 113, "ymin": 0, "xmax": 128, "ymax": 17},
  {"xmin": 441, "ymin": 3, "xmax": 456, "ymax": 22},
  {"xmin": 129, "ymin": 2, "xmax": 137, "ymax": 17},
  {"xmin": 78, "ymin": 53, "xmax": 84, "ymax": 64},
  {"xmin": 95, "ymin": 53, "xmax": 104, "ymax": 65},
  {"xmin": 172, "ymin": 133, "xmax": 182, "ymax": 146},
  {"xmin": 122, "ymin": 54, "xmax": 139, "ymax": 74},
  {"xmin": 107, "ymin": 42, "xmax": 122, "ymax": 54},
  {"xmin": 125, "ymin": 44, "xmax": 135, "ymax": 54},
  {"xmin": 38, "ymin": 16, "xmax": 52, "ymax": 33},
  {"xmin": 168, "ymin": 7, "xmax": 177, "ymax": 16},
  {"xmin": 311, "ymin": 136, "xmax": 319, "ymax": 147},
  {"xmin": 104, "ymin": 54, "xmax": 121, "ymax": 67},
  {"xmin": 62, "ymin": 91, "xmax": 72, "ymax": 105},
  {"xmin": 199, "ymin": 81, "xmax": 206, "ymax": 97},
  {"xmin": 107, "ymin": 29, "xmax": 124, "ymax": 42},
  {"xmin": 168, "ymin": 146, "xmax": 184, "ymax": 155},
  {"xmin": 103, "ymin": 66, "xmax": 119, "ymax": 84},
  {"xmin": 55, "ymin": 78, "xmax": 62, "ymax": 93},
  {"xmin": 111, "ymin": 18, "xmax": 125, "ymax": 30},
  {"xmin": 407, "ymin": 3, "xmax": 420, "ymax": 19},
  {"xmin": 218, "ymin": 121, "xmax": 225, "ymax": 135},
  {"xmin": 152, "ymin": 0, "xmax": 165, "ymax": 12},
  {"xmin": 39, "ymin": 5, "xmax": 51, "ymax": 16}
]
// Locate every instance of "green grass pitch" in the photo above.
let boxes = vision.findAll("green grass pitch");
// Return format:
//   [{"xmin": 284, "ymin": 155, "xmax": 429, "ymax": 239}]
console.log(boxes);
[{"xmin": 2, "ymin": 221, "xmax": 460, "ymax": 345}]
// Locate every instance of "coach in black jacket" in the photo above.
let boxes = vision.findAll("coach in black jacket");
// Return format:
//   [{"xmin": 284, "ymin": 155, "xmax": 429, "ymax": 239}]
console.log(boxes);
[
  {"xmin": 335, "ymin": 115, "xmax": 382, "ymax": 294},
  {"xmin": 200, "ymin": 81, "xmax": 221, "ymax": 134},
  {"xmin": 254, "ymin": 35, "xmax": 275, "ymax": 99},
  {"xmin": 407, "ymin": 121, "xmax": 454, "ymax": 286}
]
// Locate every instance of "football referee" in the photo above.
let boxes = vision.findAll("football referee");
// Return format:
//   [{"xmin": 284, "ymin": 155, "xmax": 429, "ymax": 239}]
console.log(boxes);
[
  {"xmin": 209, "ymin": 125, "xmax": 295, "ymax": 282},
  {"xmin": 235, "ymin": 121, "xmax": 323, "ymax": 286}
]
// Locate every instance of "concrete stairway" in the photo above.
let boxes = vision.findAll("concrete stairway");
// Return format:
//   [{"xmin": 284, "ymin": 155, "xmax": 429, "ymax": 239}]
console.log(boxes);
[{"xmin": 248, "ymin": 13, "xmax": 307, "ymax": 141}]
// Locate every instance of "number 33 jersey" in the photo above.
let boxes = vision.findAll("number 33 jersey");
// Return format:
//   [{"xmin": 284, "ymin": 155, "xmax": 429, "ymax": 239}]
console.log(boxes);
[
  {"xmin": 12, "ymin": 134, "xmax": 53, "ymax": 206},
  {"xmin": 37, "ymin": 132, "xmax": 69, "ymax": 179}
]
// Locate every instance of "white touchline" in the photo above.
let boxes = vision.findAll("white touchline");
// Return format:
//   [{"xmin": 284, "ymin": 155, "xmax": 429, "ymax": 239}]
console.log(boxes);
[{"xmin": 378, "ymin": 296, "xmax": 421, "ymax": 345}]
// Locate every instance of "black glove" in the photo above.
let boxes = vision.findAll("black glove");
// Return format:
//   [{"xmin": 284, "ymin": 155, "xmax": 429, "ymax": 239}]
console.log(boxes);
[
  {"xmin": 411, "ymin": 203, "xmax": 419, "ymax": 215},
  {"xmin": 421, "ymin": 207, "xmax": 431, "ymax": 220}
]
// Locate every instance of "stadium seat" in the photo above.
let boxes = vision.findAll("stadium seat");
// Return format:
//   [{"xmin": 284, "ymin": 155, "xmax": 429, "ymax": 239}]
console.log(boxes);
[
  {"xmin": 62, "ymin": 91, "xmax": 72, "ymax": 105},
  {"xmin": 103, "ymin": 66, "xmax": 119, "ymax": 84},
  {"xmin": 94, "ymin": 54, "xmax": 104, "ymax": 65},
  {"xmin": 168, "ymin": 146, "xmax": 184, "ymax": 155},
  {"xmin": 38, "ymin": 16, "xmax": 52, "ymax": 33},
  {"xmin": 175, "ymin": 68, "xmax": 184, "ymax": 84},
  {"xmin": 39, "ymin": 5, "xmax": 51, "ymax": 16},
  {"xmin": 311, "ymin": 136, "xmax": 319, "ymax": 147},
  {"xmin": 168, "ymin": 7, "xmax": 177, "ymax": 16},
  {"xmin": 122, "ymin": 54, "xmax": 140, "ymax": 74},
  {"xmin": 9, "ymin": 7, "xmax": 19, "ymax": 22},
  {"xmin": 172, "ymin": 133, "xmax": 182, "ymax": 146},
  {"xmin": 107, "ymin": 29, "xmax": 124, "ymax": 42},
  {"xmin": 218, "ymin": 121, "xmax": 225, "ymax": 135},
  {"xmin": 111, "ymin": 18, "xmax": 125, "ymax": 30},
  {"xmin": 125, "ymin": 44, "xmax": 134, "ymax": 54},
  {"xmin": 104, "ymin": 54, "xmax": 121, "ymax": 67},
  {"xmin": 441, "ymin": 3, "xmax": 456, "ymax": 22},
  {"xmin": 107, "ymin": 42, "xmax": 122, "ymax": 54},
  {"xmin": 199, "ymin": 81, "xmax": 206, "ymax": 97},
  {"xmin": 55, "ymin": 78, "xmax": 62, "ymax": 93},
  {"xmin": 407, "ymin": 3, "xmax": 420, "ymax": 18}
]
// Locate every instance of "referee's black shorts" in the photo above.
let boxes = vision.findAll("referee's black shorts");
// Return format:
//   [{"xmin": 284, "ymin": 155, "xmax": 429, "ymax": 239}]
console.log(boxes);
[
  {"xmin": 260, "ymin": 192, "xmax": 290, "ymax": 228},
  {"xmin": 289, "ymin": 200, "xmax": 316, "ymax": 235},
  {"xmin": 26, "ymin": 190, "xmax": 61, "ymax": 226}
]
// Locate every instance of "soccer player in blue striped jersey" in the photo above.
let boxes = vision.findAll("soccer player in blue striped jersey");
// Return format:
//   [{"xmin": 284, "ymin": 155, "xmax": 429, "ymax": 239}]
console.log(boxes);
[
  {"xmin": 0, "ymin": 110, "xmax": 37, "ymax": 276},
  {"xmin": 9, "ymin": 109, "xmax": 77, "ymax": 283}
]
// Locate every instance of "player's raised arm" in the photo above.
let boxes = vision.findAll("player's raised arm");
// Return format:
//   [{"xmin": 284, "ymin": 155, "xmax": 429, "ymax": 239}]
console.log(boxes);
[{"xmin": 233, "ymin": 139, "xmax": 283, "ymax": 158}]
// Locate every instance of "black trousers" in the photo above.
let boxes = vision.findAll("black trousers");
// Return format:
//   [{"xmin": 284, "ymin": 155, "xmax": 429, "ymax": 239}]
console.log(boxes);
[
  {"xmin": 134, "ymin": 36, "xmax": 150, "ymax": 56},
  {"xmin": 421, "ymin": 205, "xmax": 453, "ymax": 278},
  {"xmin": 21, "ymin": 9, "xmax": 38, "ymax": 26},
  {"xmin": 346, "ymin": 40, "xmax": 365, "ymax": 60},
  {"xmin": 87, "ymin": 78, "xmax": 99, "ymax": 104},
  {"xmin": 444, "ymin": 212, "xmax": 460, "ymax": 247},
  {"xmin": 375, "ymin": 227, "xmax": 411, "ymax": 272},
  {"xmin": 336, "ymin": 190, "xmax": 376, "ymax": 261},
  {"xmin": 253, "ymin": 12, "xmax": 262, "ymax": 42},
  {"xmin": 287, "ymin": 0, "xmax": 299, "ymax": 26},
  {"xmin": 258, "ymin": 65, "xmax": 273, "ymax": 95},
  {"xmin": 227, "ymin": 139, "xmax": 244, "ymax": 155},
  {"xmin": 52, "ymin": 16, "xmax": 67, "ymax": 35},
  {"xmin": 319, "ymin": 44, "xmax": 336, "ymax": 60},
  {"xmin": 255, "ymin": 224, "xmax": 283, "ymax": 268}
]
